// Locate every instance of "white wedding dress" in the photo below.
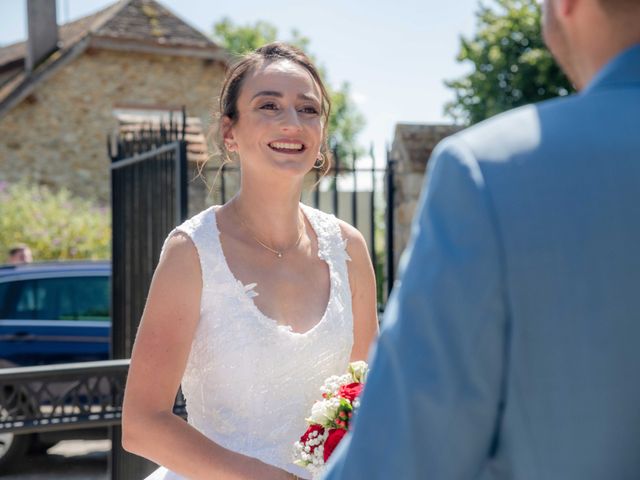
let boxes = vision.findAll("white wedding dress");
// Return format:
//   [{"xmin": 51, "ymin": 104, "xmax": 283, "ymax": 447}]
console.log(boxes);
[{"xmin": 145, "ymin": 204, "xmax": 354, "ymax": 480}]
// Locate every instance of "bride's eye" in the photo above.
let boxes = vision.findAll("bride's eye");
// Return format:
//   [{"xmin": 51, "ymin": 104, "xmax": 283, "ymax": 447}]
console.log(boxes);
[
  {"xmin": 300, "ymin": 106, "xmax": 320, "ymax": 115},
  {"xmin": 259, "ymin": 102, "xmax": 278, "ymax": 110}
]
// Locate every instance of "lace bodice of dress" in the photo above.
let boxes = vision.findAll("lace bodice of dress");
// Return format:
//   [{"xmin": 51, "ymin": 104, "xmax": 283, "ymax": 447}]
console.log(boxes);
[{"xmin": 159, "ymin": 203, "xmax": 353, "ymax": 479}]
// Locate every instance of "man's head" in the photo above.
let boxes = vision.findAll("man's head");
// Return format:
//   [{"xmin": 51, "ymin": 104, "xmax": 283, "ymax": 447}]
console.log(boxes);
[
  {"xmin": 7, "ymin": 245, "xmax": 33, "ymax": 265},
  {"xmin": 542, "ymin": 0, "xmax": 640, "ymax": 90}
]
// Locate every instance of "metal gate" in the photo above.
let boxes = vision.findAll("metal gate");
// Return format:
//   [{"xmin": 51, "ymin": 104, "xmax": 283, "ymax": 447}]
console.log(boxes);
[{"xmin": 108, "ymin": 113, "xmax": 188, "ymax": 479}]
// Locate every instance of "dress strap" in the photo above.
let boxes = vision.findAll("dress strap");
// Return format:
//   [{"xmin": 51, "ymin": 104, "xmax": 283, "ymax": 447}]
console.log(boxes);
[
  {"xmin": 301, "ymin": 204, "xmax": 351, "ymax": 278},
  {"xmin": 159, "ymin": 206, "xmax": 219, "ymax": 289}
]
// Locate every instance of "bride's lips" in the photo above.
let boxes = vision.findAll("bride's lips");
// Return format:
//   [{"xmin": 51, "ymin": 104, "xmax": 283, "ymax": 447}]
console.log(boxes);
[{"xmin": 267, "ymin": 139, "xmax": 307, "ymax": 154}]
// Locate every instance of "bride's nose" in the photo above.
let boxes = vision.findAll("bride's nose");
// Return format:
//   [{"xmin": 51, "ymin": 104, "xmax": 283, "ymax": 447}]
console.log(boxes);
[{"xmin": 279, "ymin": 106, "xmax": 303, "ymax": 132}]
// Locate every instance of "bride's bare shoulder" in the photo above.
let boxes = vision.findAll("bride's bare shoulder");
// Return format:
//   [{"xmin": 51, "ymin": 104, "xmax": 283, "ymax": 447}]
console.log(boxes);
[{"xmin": 156, "ymin": 231, "xmax": 201, "ymax": 287}]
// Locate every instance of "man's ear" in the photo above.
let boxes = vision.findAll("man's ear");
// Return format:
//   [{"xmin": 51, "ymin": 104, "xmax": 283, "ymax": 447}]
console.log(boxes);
[{"xmin": 221, "ymin": 116, "xmax": 236, "ymax": 152}]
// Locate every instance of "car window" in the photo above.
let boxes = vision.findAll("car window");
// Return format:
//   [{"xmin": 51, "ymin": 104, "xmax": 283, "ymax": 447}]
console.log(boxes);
[
  {"xmin": 1, "ymin": 279, "xmax": 50, "ymax": 319},
  {"xmin": 63, "ymin": 277, "xmax": 110, "ymax": 320},
  {"xmin": 0, "ymin": 282, "xmax": 9, "ymax": 315},
  {"xmin": 0, "ymin": 276, "xmax": 109, "ymax": 321}
]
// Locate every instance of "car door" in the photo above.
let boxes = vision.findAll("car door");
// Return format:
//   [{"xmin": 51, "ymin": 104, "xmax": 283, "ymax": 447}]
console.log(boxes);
[{"xmin": 0, "ymin": 274, "xmax": 110, "ymax": 366}]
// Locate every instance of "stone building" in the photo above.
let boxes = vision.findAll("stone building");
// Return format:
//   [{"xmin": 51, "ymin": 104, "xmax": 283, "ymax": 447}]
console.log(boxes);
[
  {"xmin": 389, "ymin": 123, "xmax": 463, "ymax": 271},
  {"xmin": 0, "ymin": 0, "xmax": 228, "ymax": 212}
]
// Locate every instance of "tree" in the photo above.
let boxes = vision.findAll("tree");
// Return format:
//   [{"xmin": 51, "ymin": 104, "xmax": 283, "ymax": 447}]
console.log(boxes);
[
  {"xmin": 212, "ymin": 18, "xmax": 365, "ymax": 163},
  {"xmin": 0, "ymin": 181, "xmax": 110, "ymax": 260},
  {"xmin": 445, "ymin": 0, "xmax": 574, "ymax": 125}
]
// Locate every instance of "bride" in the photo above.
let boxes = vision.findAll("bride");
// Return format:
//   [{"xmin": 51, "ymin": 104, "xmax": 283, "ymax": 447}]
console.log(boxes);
[{"xmin": 121, "ymin": 43, "xmax": 379, "ymax": 479}]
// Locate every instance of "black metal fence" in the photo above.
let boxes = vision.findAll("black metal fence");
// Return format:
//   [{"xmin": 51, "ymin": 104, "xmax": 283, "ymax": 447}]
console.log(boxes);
[
  {"xmin": 108, "ymin": 112, "xmax": 189, "ymax": 478},
  {"xmin": 109, "ymin": 114, "xmax": 188, "ymax": 360}
]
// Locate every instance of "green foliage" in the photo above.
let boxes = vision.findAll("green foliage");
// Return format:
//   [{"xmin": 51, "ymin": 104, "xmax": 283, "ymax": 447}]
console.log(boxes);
[
  {"xmin": 213, "ymin": 18, "xmax": 278, "ymax": 55},
  {"xmin": 212, "ymin": 17, "xmax": 365, "ymax": 162},
  {"xmin": 329, "ymin": 82, "xmax": 366, "ymax": 163},
  {"xmin": 445, "ymin": 0, "xmax": 574, "ymax": 125},
  {"xmin": 0, "ymin": 181, "xmax": 111, "ymax": 262}
]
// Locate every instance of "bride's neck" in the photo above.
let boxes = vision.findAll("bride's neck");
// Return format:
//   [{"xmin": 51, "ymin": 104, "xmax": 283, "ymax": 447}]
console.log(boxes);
[{"xmin": 232, "ymin": 185, "xmax": 304, "ymax": 247}]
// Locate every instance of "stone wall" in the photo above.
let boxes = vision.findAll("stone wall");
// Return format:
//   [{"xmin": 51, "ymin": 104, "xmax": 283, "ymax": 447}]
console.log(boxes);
[
  {"xmin": 0, "ymin": 49, "xmax": 225, "ymax": 209},
  {"xmin": 389, "ymin": 124, "xmax": 463, "ymax": 273}
]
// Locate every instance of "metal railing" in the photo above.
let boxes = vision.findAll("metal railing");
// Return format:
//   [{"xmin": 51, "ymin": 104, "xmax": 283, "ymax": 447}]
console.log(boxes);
[{"xmin": 0, "ymin": 360, "xmax": 185, "ymax": 435}]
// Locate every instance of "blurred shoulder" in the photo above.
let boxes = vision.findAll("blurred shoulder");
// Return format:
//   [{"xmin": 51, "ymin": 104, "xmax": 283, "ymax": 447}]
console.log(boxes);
[{"xmin": 448, "ymin": 94, "xmax": 584, "ymax": 165}]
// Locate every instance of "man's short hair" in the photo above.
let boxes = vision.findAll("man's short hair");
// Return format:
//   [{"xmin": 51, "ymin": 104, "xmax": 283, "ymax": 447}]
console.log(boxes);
[
  {"xmin": 597, "ymin": 0, "xmax": 640, "ymax": 15},
  {"xmin": 8, "ymin": 244, "xmax": 28, "ymax": 256}
]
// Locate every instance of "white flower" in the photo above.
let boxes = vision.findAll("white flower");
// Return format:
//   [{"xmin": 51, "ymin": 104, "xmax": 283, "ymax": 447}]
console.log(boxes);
[
  {"xmin": 349, "ymin": 361, "xmax": 369, "ymax": 383},
  {"xmin": 320, "ymin": 373, "xmax": 354, "ymax": 398},
  {"xmin": 307, "ymin": 398, "xmax": 340, "ymax": 427}
]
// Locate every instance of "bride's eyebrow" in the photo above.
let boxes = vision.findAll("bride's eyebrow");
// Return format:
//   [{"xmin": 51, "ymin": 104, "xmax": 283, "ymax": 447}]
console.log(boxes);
[
  {"xmin": 251, "ymin": 90, "xmax": 282, "ymax": 100},
  {"xmin": 298, "ymin": 93, "xmax": 319, "ymax": 103},
  {"xmin": 251, "ymin": 91, "xmax": 319, "ymax": 102}
]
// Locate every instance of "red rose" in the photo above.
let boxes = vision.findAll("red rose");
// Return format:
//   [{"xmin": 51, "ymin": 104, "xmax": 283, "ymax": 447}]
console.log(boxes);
[
  {"xmin": 337, "ymin": 382, "xmax": 364, "ymax": 402},
  {"xmin": 323, "ymin": 428, "xmax": 347, "ymax": 461},
  {"xmin": 300, "ymin": 424, "xmax": 325, "ymax": 453}
]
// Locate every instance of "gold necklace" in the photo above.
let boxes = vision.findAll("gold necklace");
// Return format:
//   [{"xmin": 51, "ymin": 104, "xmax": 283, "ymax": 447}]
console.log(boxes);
[{"xmin": 233, "ymin": 201, "xmax": 305, "ymax": 259}]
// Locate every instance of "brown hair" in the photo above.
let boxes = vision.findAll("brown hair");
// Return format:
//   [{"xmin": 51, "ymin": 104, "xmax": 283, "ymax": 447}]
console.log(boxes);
[{"xmin": 217, "ymin": 42, "xmax": 332, "ymax": 176}]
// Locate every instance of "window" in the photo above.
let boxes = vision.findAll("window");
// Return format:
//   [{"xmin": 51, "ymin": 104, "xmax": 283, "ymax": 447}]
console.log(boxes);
[{"xmin": 0, "ymin": 276, "xmax": 109, "ymax": 321}]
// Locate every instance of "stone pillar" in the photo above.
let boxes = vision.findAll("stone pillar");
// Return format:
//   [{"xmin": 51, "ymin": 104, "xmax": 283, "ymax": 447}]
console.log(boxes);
[{"xmin": 389, "ymin": 124, "xmax": 462, "ymax": 276}]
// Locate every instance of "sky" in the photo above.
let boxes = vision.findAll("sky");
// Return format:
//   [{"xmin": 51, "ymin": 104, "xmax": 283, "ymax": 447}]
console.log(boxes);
[{"xmin": 0, "ymin": 0, "xmax": 480, "ymax": 166}]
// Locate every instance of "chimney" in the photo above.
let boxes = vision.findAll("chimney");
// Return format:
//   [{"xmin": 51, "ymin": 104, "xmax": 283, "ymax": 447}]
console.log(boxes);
[{"xmin": 26, "ymin": 0, "xmax": 59, "ymax": 72}]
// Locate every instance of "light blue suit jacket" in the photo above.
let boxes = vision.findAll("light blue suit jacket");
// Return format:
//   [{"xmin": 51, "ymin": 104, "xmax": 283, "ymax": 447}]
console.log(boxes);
[{"xmin": 324, "ymin": 44, "xmax": 640, "ymax": 480}]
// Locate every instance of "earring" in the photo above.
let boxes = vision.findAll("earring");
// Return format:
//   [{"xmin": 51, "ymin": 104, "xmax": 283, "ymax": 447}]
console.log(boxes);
[{"xmin": 314, "ymin": 152, "xmax": 325, "ymax": 169}]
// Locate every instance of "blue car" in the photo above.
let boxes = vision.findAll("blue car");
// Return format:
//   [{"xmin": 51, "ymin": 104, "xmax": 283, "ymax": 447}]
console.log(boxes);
[
  {"xmin": 0, "ymin": 261, "xmax": 111, "ymax": 469},
  {"xmin": 0, "ymin": 261, "xmax": 110, "ymax": 367}
]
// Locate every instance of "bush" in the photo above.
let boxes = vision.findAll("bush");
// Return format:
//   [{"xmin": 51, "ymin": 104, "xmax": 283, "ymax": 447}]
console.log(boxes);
[{"xmin": 0, "ymin": 181, "xmax": 111, "ymax": 262}]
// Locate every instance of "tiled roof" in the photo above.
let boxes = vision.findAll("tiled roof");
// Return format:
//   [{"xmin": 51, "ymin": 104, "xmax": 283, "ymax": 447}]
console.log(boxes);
[
  {"xmin": 94, "ymin": 0, "xmax": 214, "ymax": 48},
  {"xmin": 0, "ymin": 0, "xmax": 219, "ymax": 70},
  {"xmin": 0, "ymin": 2, "xmax": 122, "ymax": 69},
  {"xmin": 0, "ymin": 0, "xmax": 227, "ymax": 117}
]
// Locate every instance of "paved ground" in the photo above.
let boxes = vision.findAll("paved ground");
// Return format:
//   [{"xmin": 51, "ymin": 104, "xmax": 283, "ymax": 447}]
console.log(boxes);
[{"xmin": 0, "ymin": 440, "xmax": 109, "ymax": 480}]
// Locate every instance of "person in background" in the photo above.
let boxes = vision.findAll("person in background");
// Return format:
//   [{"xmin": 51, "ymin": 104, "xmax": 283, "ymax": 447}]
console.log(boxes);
[{"xmin": 7, "ymin": 244, "xmax": 33, "ymax": 265}]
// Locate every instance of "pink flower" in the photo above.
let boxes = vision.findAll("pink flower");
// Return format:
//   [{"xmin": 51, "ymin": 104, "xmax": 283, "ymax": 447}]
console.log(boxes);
[{"xmin": 337, "ymin": 382, "xmax": 364, "ymax": 402}]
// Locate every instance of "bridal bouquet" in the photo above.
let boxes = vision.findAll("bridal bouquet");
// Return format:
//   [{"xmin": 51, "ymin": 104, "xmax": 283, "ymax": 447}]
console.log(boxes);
[{"xmin": 293, "ymin": 361, "xmax": 369, "ymax": 477}]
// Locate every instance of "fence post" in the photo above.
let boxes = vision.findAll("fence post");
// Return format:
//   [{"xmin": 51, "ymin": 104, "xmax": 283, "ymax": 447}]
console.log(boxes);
[
  {"xmin": 351, "ymin": 151, "xmax": 358, "ymax": 229},
  {"xmin": 332, "ymin": 146, "xmax": 339, "ymax": 215},
  {"xmin": 385, "ymin": 153, "xmax": 396, "ymax": 299}
]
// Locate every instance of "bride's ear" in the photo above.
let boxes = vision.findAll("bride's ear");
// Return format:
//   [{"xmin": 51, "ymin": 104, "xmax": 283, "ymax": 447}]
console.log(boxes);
[{"xmin": 222, "ymin": 116, "xmax": 237, "ymax": 152}]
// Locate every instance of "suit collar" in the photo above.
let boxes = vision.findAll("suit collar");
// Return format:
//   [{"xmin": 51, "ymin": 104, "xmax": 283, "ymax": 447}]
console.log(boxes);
[{"xmin": 584, "ymin": 43, "xmax": 640, "ymax": 94}]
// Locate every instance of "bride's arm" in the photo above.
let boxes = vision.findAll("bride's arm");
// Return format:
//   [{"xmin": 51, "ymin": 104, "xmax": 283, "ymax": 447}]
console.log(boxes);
[
  {"xmin": 340, "ymin": 223, "xmax": 380, "ymax": 362},
  {"xmin": 122, "ymin": 232, "xmax": 294, "ymax": 480}
]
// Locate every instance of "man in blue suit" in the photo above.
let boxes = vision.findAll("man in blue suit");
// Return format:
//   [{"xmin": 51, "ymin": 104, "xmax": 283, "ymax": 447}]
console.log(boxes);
[{"xmin": 324, "ymin": 0, "xmax": 640, "ymax": 479}]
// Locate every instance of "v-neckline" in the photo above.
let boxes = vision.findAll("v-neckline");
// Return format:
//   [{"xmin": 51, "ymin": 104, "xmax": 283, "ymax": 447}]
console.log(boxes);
[{"xmin": 210, "ymin": 204, "xmax": 334, "ymax": 336}]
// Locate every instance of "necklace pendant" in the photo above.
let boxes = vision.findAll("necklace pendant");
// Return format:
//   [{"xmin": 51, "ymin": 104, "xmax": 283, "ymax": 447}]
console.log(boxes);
[{"xmin": 276, "ymin": 252, "xmax": 283, "ymax": 258}]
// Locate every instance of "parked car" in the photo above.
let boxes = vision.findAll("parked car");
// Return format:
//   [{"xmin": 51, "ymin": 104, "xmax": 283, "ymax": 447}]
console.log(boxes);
[{"xmin": 0, "ymin": 261, "xmax": 110, "ymax": 469}]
